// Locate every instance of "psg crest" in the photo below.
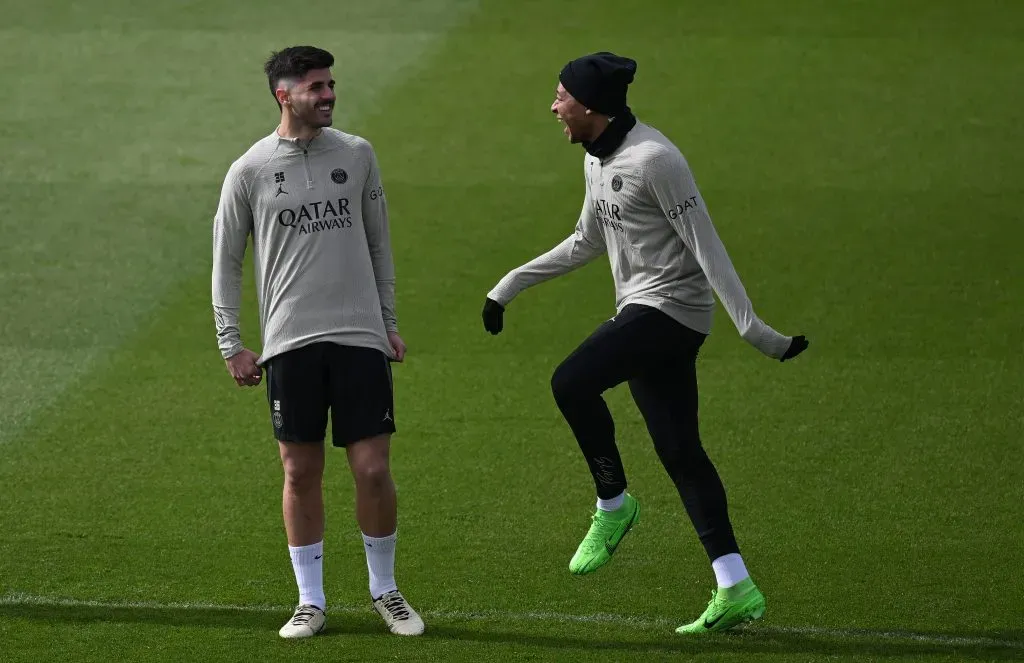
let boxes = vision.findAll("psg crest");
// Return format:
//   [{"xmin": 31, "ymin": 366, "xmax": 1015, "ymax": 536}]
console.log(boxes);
[
  {"xmin": 331, "ymin": 168, "xmax": 348, "ymax": 184},
  {"xmin": 611, "ymin": 175, "xmax": 623, "ymax": 192}
]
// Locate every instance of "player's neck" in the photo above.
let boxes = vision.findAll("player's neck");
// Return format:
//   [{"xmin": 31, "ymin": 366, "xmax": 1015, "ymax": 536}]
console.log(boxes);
[
  {"xmin": 586, "ymin": 116, "xmax": 611, "ymax": 142},
  {"xmin": 581, "ymin": 110, "xmax": 636, "ymax": 159},
  {"xmin": 277, "ymin": 115, "xmax": 322, "ymax": 142}
]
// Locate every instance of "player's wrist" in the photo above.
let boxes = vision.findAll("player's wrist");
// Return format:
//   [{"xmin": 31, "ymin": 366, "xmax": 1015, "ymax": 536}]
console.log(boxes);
[
  {"xmin": 486, "ymin": 290, "xmax": 510, "ymax": 307},
  {"xmin": 223, "ymin": 344, "xmax": 246, "ymax": 360}
]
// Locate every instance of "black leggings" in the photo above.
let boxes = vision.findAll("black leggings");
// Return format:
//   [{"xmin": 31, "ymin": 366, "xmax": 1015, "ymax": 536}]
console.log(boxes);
[{"xmin": 550, "ymin": 303, "xmax": 739, "ymax": 561}]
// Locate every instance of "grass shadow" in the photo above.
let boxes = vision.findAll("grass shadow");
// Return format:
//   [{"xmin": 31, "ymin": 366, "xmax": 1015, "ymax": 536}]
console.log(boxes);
[{"xmin": 424, "ymin": 623, "xmax": 1024, "ymax": 660}]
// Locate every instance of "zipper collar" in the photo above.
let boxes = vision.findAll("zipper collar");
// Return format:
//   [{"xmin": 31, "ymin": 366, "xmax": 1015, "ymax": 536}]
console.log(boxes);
[{"xmin": 275, "ymin": 127, "xmax": 322, "ymax": 152}]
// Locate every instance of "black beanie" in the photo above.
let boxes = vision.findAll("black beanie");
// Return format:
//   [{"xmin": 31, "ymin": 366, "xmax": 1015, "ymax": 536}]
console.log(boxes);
[{"xmin": 559, "ymin": 52, "xmax": 637, "ymax": 116}]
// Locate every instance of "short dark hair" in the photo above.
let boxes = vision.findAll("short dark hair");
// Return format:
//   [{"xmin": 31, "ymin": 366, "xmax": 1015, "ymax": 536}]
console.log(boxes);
[{"xmin": 263, "ymin": 46, "xmax": 335, "ymax": 109}]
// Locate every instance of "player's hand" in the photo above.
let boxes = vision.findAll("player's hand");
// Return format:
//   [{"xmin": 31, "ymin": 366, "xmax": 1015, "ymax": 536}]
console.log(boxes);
[
  {"xmin": 226, "ymin": 348, "xmax": 262, "ymax": 386},
  {"xmin": 482, "ymin": 298, "xmax": 505, "ymax": 335},
  {"xmin": 388, "ymin": 331, "xmax": 407, "ymax": 362},
  {"xmin": 780, "ymin": 335, "xmax": 809, "ymax": 362}
]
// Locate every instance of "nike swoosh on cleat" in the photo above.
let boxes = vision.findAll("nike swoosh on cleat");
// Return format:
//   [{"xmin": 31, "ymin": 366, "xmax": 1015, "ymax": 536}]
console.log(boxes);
[
  {"xmin": 602, "ymin": 511, "xmax": 636, "ymax": 556},
  {"xmin": 703, "ymin": 610, "xmax": 728, "ymax": 629}
]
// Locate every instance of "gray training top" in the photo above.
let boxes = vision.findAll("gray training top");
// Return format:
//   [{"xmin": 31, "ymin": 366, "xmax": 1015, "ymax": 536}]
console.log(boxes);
[
  {"xmin": 488, "ymin": 120, "xmax": 792, "ymax": 359},
  {"xmin": 212, "ymin": 128, "xmax": 396, "ymax": 364}
]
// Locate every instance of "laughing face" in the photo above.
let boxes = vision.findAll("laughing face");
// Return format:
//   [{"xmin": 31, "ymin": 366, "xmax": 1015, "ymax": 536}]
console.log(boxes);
[
  {"xmin": 551, "ymin": 82, "xmax": 595, "ymax": 144},
  {"xmin": 280, "ymin": 68, "xmax": 336, "ymax": 130}
]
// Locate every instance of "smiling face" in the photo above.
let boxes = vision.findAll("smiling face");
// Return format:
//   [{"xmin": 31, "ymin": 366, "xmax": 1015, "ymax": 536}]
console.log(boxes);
[
  {"xmin": 277, "ymin": 68, "xmax": 336, "ymax": 130},
  {"xmin": 551, "ymin": 82, "xmax": 598, "ymax": 144}
]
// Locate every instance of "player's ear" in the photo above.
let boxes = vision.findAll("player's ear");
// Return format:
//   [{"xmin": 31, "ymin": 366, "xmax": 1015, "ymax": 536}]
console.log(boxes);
[{"xmin": 275, "ymin": 86, "xmax": 291, "ymax": 108}]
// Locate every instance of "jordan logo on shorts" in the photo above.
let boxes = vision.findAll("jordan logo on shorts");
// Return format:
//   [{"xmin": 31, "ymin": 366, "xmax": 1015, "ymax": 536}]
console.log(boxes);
[{"xmin": 383, "ymin": 409, "xmax": 392, "ymax": 422}]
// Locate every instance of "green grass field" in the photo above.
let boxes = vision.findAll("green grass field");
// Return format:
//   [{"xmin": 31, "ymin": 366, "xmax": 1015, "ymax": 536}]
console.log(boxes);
[{"xmin": 2, "ymin": 1, "xmax": 1022, "ymax": 661}]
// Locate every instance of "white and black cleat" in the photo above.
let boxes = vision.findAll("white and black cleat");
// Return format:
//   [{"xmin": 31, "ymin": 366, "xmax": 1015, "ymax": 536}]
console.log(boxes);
[
  {"xmin": 279, "ymin": 604, "xmax": 326, "ymax": 639},
  {"xmin": 372, "ymin": 590, "xmax": 425, "ymax": 636}
]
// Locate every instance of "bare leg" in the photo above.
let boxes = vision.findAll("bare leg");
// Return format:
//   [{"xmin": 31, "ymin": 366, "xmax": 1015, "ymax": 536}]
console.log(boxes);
[{"xmin": 278, "ymin": 440, "xmax": 326, "ymax": 545}]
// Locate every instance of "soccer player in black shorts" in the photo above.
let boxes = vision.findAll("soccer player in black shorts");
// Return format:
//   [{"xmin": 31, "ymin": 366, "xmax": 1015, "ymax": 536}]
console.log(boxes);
[{"xmin": 212, "ymin": 45, "xmax": 423, "ymax": 638}]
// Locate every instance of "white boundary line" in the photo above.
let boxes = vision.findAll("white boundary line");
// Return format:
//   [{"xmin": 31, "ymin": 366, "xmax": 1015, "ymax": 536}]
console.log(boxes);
[{"xmin": 1, "ymin": 593, "xmax": 1020, "ymax": 650}]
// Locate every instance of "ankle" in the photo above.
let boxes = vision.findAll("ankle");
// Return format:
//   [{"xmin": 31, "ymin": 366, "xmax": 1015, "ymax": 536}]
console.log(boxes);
[
  {"xmin": 721, "ymin": 577, "xmax": 755, "ymax": 600},
  {"xmin": 596, "ymin": 491, "xmax": 626, "ymax": 512}
]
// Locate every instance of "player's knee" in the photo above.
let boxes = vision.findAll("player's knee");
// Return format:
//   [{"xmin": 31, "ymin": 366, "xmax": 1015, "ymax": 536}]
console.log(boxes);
[
  {"xmin": 281, "ymin": 451, "xmax": 324, "ymax": 493},
  {"xmin": 655, "ymin": 434, "xmax": 709, "ymax": 474},
  {"xmin": 353, "ymin": 458, "xmax": 391, "ymax": 491},
  {"xmin": 550, "ymin": 360, "xmax": 585, "ymax": 406}
]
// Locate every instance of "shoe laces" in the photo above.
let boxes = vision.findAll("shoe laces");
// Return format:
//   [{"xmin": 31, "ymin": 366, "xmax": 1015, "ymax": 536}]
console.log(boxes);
[
  {"xmin": 291, "ymin": 605, "xmax": 320, "ymax": 625},
  {"xmin": 379, "ymin": 592, "xmax": 410, "ymax": 621},
  {"xmin": 578, "ymin": 514, "xmax": 609, "ymax": 552},
  {"xmin": 704, "ymin": 589, "xmax": 734, "ymax": 613}
]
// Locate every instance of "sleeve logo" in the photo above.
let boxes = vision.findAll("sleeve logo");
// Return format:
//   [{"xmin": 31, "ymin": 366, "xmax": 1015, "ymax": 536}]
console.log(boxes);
[{"xmin": 666, "ymin": 196, "xmax": 699, "ymax": 219}]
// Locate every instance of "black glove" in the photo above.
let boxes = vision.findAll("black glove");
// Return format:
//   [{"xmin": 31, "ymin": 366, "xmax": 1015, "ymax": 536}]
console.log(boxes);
[
  {"xmin": 780, "ymin": 335, "xmax": 808, "ymax": 362},
  {"xmin": 482, "ymin": 298, "xmax": 505, "ymax": 335}
]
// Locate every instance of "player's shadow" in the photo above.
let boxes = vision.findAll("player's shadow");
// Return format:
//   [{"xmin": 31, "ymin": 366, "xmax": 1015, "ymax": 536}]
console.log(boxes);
[
  {"xmin": 421, "ymin": 623, "xmax": 1024, "ymax": 661},
  {"xmin": 3, "ymin": 603, "xmax": 1022, "ymax": 660}
]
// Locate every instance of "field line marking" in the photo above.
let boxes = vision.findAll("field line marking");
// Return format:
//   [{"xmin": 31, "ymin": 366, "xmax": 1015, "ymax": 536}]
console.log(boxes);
[{"xmin": 1, "ymin": 592, "xmax": 1020, "ymax": 650}]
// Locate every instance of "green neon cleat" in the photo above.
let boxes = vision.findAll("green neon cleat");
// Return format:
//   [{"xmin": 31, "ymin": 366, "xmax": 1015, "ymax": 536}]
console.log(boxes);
[
  {"xmin": 568, "ymin": 493, "xmax": 640, "ymax": 575},
  {"xmin": 675, "ymin": 577, "xmax": 766, "ymax": 635}
]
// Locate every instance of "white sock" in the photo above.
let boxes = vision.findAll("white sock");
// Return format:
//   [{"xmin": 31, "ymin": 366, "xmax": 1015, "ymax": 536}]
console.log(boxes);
[
  {"xmin": 362, "ymin": 531, "xmax": 398, "ymax": 600},
  {"xmin": 288, "ymin": 540, "xmax": 326, "ymax": 610},
  {"xmin": 596, "ymin": 491, "xmax": 625, "ymax": 512},
  {"xmin": 711, "ymin": 552, "xmax": 750, "ymax": 588}
]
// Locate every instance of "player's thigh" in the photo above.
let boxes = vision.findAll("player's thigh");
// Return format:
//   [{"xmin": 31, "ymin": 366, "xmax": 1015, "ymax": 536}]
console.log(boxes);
[
  {"xmin": 326, "ymin": 344, "xmax": 396, "ymax": 448},
  {"xmin": 553, "ymin": 304, "xmax": 676, "ymax": 394},
  {"xmin": 264, "ymin": 343, "xmax": 330, "ymax": 444},
  {"xmin": 627, "ymin": 326, "xmax": 706, "ymax": 457}
]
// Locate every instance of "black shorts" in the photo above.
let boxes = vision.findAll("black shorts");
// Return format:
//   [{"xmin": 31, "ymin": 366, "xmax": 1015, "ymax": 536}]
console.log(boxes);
[{"xmin": 264, "ymin": 342, "xmax": 396, "ymax": 447}]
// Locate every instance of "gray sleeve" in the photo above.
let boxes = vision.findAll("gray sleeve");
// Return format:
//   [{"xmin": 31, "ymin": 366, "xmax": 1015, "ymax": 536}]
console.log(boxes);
[
  {"xmin": 648, "ymin": 153, "xmax": 792, "ymax": 359},
  {"xmin": 487, "ymin": 187, "xmax": 606, "ymax": 306},
  {"xmin": 361, "ymin": 143, "xmax": 398, "ymax": 333},
  {"xmin": 211, "ymin": 160, "xmax": 252, "ymax": 359}
]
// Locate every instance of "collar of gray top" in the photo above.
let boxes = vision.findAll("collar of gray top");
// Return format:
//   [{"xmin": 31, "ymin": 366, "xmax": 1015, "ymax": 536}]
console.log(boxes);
[
  {"xmin": 582, "ymin": 109, "xmax": 637, "ymax": 160},
  {"xmin": 276, "ymin": 128, "xmax": 323, "ymax": 151}
]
